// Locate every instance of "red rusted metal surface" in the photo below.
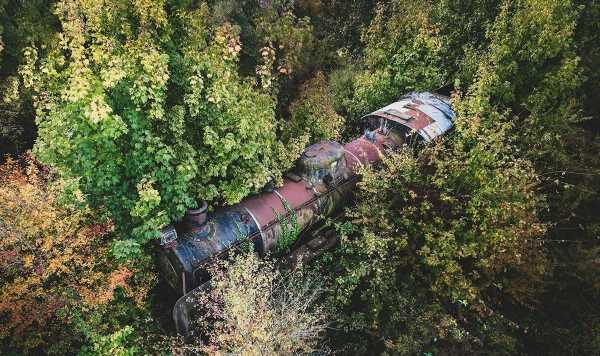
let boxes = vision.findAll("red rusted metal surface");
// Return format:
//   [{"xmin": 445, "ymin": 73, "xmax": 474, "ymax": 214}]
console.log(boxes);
[
  {"xmin": 276, "ymin": 178, "xmax": 316, "ymax": 210},
  {"xmin": 239, "ymin": 191, "xmax": 285, "ymax": 228},
  {"xmin": 362, "ymin": 92, "xmax": 455, "ymax": 142},
  {"xmin": 343, "ymin": 137, "xmax": 383, "ymax": 167},
  {"xmin": 343, "ymin": 146, "xmax": 364, "ymax": 171}
]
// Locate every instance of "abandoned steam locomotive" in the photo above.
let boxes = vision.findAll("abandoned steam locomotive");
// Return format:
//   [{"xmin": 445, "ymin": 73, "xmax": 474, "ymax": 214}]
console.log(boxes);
[{"xmin": 157, "ymin": 92, "xmax": 456, "ymax": 335}]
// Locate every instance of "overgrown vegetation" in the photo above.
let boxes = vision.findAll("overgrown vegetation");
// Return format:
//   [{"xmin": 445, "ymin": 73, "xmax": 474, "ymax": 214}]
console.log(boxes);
[
  {"xmin": 184, "ymin": 252, "xmax": 327, "ymax": 354},
  {"xmin": 322, "ymin": 103, "xmax": 549, "ymax": 354},
  {"xmin": 315, "ymin": 0, "xmax": 600, "ymax": 354},
  {"xmin": 1, "ymin": 0, "xmax": 599, "ymax": 354},
  {"xmin": 0, "ymin": 155, "xmax": 163, "ymax": 354},
  {"xmin": 274, "ymin": 201, "xmax": 302, "ymax": 254}
]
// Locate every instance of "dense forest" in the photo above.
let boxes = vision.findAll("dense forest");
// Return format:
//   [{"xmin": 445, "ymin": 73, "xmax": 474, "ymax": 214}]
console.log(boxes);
[{"xmin": 1, "ymin": 0, "xmax": 599, "ymax": 354}]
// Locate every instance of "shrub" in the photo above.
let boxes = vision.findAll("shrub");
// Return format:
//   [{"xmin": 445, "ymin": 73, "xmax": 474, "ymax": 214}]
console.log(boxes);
[
  {"xmin": 186, "ymin": 252, "xmax": 328, "ymax": 355},
  {"xmin": 321, "ymin": 0, "xmax": 600, "ymax": 353},
  {"xmin": 253, "ymin": 2, "xmax": 315, "ymax": 93},
  {"xmin": 73, "ymin": 287, "xmax": 177, "ymax": 356},
  {"xmin": 464, "ymin": 0, "xmax": 584, "ymax": 167},
  {"xmin": 285, "ymin": 71, "xmax": 345, "ymax": 143},
  {"xmin": 77, "ymin": 326, "xmax": 140, "ymax": 356},
  {"xmin": 329, "ymin": 0, "xmax": 503, "ymax": 122},
  {"xmin": 0, "ymin": 155, "xmax": 144, "ymax": 354},
  {"xmin": 346, "ymin": 0, "xmax": 447, "ymax": 119},
  {"xmin": 311, "ymin": 0, "xmax": 376, "ymax": 58},
  {"xmin": 458, "ymin": 3, "xmax": 600, "ymax": 352},
  {"xmin": 0, "ymin": 0, "xmax": 58, "ymax": 157},
  {"xmin": 323, "ymin": 101, "xmax": 548, "ymax": 353}
]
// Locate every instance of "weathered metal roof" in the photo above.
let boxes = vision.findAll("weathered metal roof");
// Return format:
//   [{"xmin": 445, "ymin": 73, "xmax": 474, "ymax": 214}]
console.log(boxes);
[{"xmin": 361, "ymin": 92, "xmax": 455, "ymax": 142}]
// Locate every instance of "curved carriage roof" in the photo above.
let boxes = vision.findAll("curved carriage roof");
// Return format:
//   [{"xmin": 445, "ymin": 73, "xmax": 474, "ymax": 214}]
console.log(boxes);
[{"xmin": 361, "ymin": 92, "xmax": 455, "ymax": 142}]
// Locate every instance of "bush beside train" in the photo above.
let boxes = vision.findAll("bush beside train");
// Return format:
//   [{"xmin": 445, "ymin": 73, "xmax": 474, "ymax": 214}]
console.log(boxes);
[{"xmin": 156, "ymin": 92, "xmax": 456, "ymax": 336}]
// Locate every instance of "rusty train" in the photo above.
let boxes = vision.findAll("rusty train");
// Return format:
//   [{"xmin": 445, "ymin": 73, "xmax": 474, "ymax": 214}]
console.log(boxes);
[{"xmin": 157, "ymin": 92, "xmax": 456, "ymax": 335}]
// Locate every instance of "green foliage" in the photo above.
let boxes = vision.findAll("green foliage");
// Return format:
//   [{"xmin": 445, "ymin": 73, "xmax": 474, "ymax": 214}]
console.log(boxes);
[
  {"xmin": 2, "ymin": 0, "xmax": 600, "ymax": 354},
  {"xmin": 0, "ymin": 0, "xmax": 58, "ymax": 157},
  {"xmin": 320, "ymin": 0, "xmax": 600, "ymax": 354},
  {"xmin": 274, "ymin": 201, "xmax": 302, "ymax": 255},
  {"xmin": 577, "ymin": 0, "xmax": 600, "ymax": 119},
  {"xmin": 253, "ymin": 3, "xmax": 314, "ymax": 89},
  {"xmin": 73, "ymin": 285, "xmax": 176, "ymax": 356},
  {"xmin": 463, "ymin": 1, "xmax": 600, "ymax": 353},
  {"xmin": 285, "ymin": 71, "xmax": 345, "ymax": 143},
  {"xmin": 429, "ymin": 0, "xmax": 501, "ymax": 88},
  {"xmin": 464, "ymin": 0, "xmax": 583, "ymax": 163},
  {"xmin": 0, "ymin": 155, "xmax": 160, "ymax": 354},
  {"xmin": 328, "ymin": 65, "xmax": 358, "ymax": 118},
  {"xmin": 323, "ymin": 110, "xmax": 547, "ymax": 353},
  {"xmin": 311, "ymin": 0, "xmax": 376, "ymax": 58},
  {"xmin": 28, "ymin": 1, "xmax": 302, "ymax": 257},
  {"xmin": 78, "ymin": 326, "xmax": 140, "ymax": 356},
  {"xmin": 205, "ymin": 0, "xmax": 316, "ymax": 100},
  {"xmin": 346, "ymin": 0, "xmax": 448, "ymax": 119},
  {"xmin": 328, "ymin": 0, "xmax": 502, "ymax": 125}
]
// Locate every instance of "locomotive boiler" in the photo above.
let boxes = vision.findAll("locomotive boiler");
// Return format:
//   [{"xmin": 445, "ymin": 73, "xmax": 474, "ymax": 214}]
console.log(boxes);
[{"xmin": 157, "ymin": 92, "xmax": 456, "ymax": 335}]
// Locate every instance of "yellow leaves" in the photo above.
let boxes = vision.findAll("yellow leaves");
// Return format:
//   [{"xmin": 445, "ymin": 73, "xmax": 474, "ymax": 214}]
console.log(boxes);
[
  {"xmin": 100, "ymin": 56, "xmax": 128, "ymax": 90},
  {"xmin": 252, "ymin": 7, "xmax": 312, "ymax": 89},
  {"xmin": 132, "ymin": 0, "xmax": 168, "ymax": 29},
  {"xmin": 63, "ymin": 66, "xmax": 93, "ymax": 103},
  {"xmin": 211, "ymin": 22, "xmax": 242, "ymax": 64},
  {"xmin": 22, "ymin": 255, "xmax": 34, "ymax": 269},
  {"xmin": 131, "ymin": 178, "xmax": 161, "ymax": 218},
  {"xmin": 257, "ymin": 44, "xmax": 276, "ymax": 89},
  {"xmin": 27, "ymin": 0, "xmax": 303, "ymax": 251},
  {"xmin": 1, "ymin": 76, "xmax": 21, "ymax": 105},
  {"xmin": 18, "ymin": 47, "xmax": 38, "ymax": 90},
  {"xmin": 84, "ymin": 95, "xmax": 113, "ymax": 124}
]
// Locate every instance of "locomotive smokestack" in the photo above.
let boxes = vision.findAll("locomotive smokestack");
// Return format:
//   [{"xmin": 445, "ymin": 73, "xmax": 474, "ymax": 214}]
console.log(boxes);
[{"xmin": 184, "ymin": 200, "xmax": 208, "ymax": 233}]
